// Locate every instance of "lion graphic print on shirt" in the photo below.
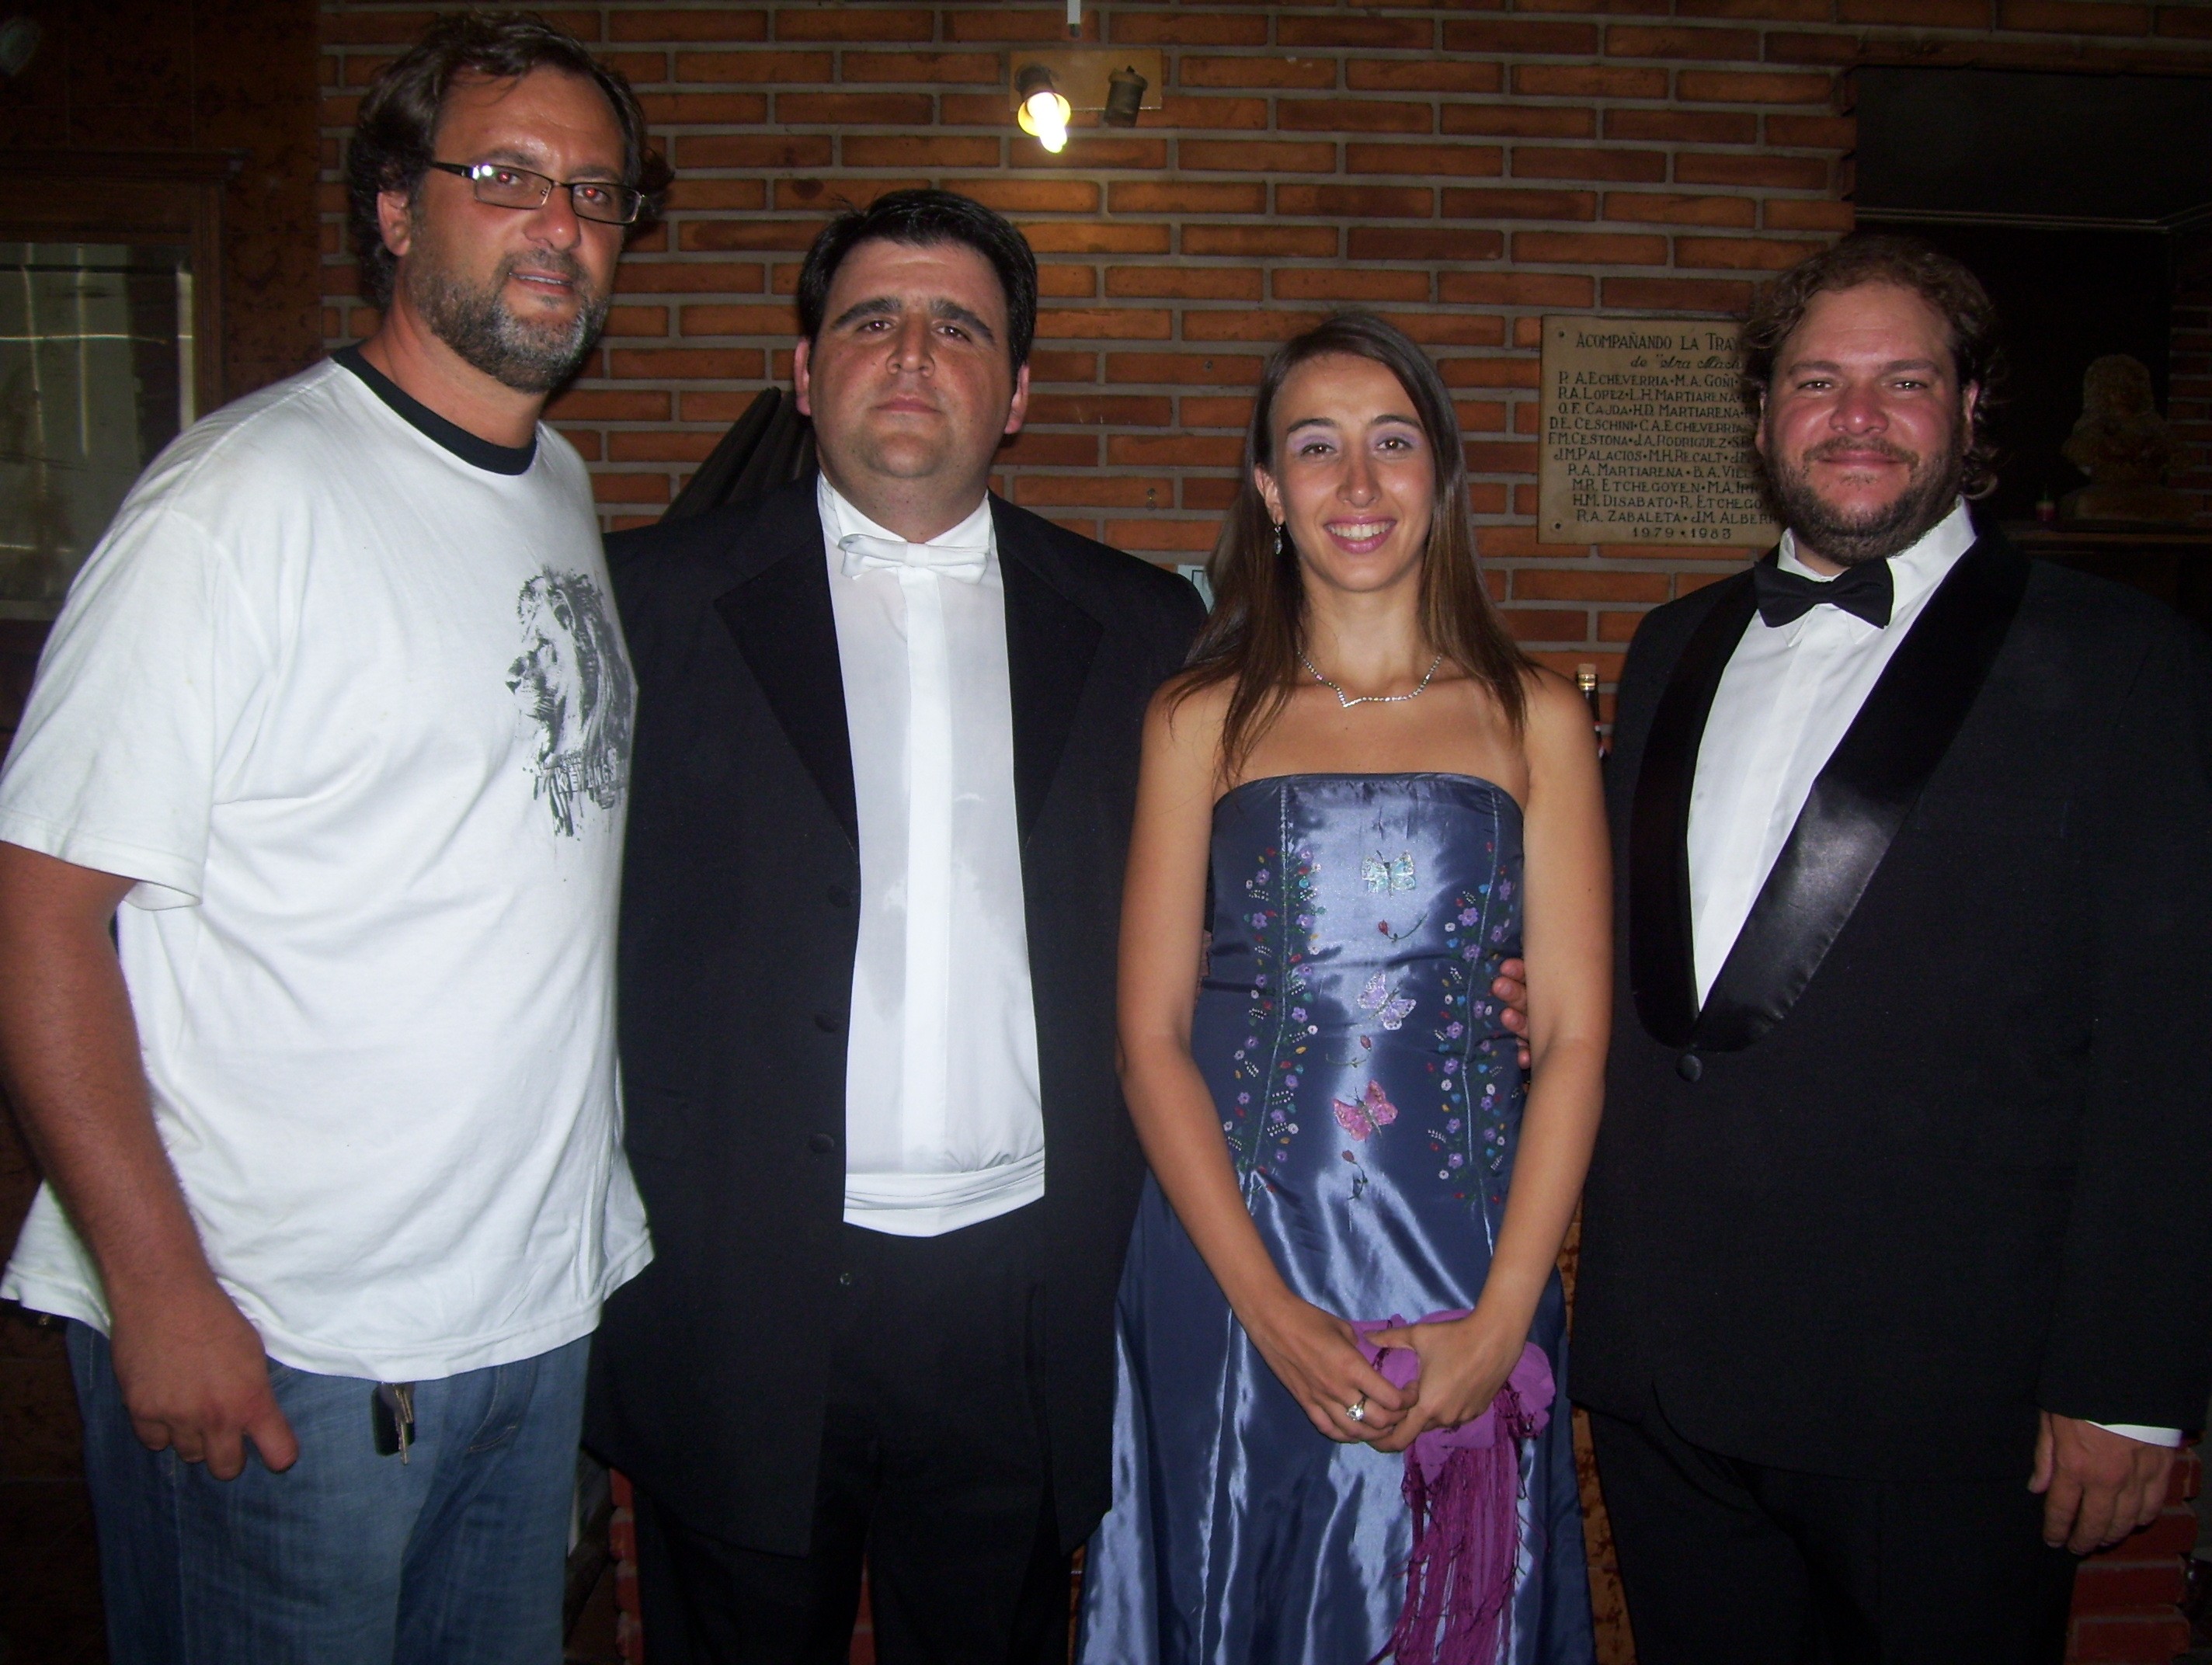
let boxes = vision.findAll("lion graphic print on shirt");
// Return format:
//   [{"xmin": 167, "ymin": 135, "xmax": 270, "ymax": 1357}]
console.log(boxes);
[{"xmin": 509, "ymin": 568, "xmax": 633, "ymax": 837}]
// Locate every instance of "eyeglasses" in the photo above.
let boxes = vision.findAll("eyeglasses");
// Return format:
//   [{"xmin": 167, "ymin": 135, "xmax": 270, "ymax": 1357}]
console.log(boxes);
[{"xmin": 426, "ymin": 160, "xmax": 644, "ymax": 226}]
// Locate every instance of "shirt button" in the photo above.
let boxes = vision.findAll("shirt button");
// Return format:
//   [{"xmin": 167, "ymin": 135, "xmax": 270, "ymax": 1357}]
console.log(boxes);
[
  {"xmin": 836, "ymin": 1270, "xmax": 854, "ymax": 1288},
  {"xmin": 809, "ymin": 1133, "xmax": 837, "ymax": 1155},
  {"xmin": 813, "ymin": 1011, "xmax": 841, "ymax": 1033},
  {"xmin": 826, "ymin": 884, "xmax": 853, "ymax": 909},
  {"xmin": 1677, "ymin": 1050, "xmax": 1703, "ymax": 1083}
]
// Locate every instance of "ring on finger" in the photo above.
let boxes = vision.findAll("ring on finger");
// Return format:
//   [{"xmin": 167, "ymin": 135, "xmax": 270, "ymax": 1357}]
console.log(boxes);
[{"xmin": 1346, "ymin": 1397, "xmax": 1368, "ymax": 1423}]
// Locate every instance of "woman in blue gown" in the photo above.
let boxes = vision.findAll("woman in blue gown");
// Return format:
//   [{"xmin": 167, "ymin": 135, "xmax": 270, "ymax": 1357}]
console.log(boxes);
[{"xmin": 1080, "ymin": 315, "xmax": 1609, "ymax": 1665}]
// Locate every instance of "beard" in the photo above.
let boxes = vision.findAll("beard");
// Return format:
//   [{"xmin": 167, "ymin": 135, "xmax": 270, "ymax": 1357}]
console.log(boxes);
[
  {"xmin": 1758, "ymin": 418, "xmax": 1970, "ymax": 568},
  {"xmin": 402, "ymin": 223, "xmax": 608, "ymax": 395}
]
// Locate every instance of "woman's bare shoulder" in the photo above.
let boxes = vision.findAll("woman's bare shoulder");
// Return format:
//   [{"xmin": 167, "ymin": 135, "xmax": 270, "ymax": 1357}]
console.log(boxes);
[
  {"xmin": 1139, "ymin": 669, "xmax": 1230, "ymax": 780},
  {"xmin": 1519, "ymin": 662, "xmax": 1584, "ymax": 725},
  {"xmin": 1149, "ymin": 667, "xmax": 1232, "ymax": 732},
  {"xmin": 1517, "ymin": 664, "xmax": 1600, "ymax": 769}
]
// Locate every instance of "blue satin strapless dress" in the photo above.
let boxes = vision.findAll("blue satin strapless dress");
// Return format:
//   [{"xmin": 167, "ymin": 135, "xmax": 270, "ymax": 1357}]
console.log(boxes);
[{"xmin": 1077, "ymin": 773, "xmax": 1594, "ymax": 1665}]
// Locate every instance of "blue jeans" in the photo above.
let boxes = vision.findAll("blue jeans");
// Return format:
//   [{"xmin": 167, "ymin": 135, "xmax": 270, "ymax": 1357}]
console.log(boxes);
[{"xmin": 69, "ymin": 1321, "xmax": 589, "ymax": 1665}]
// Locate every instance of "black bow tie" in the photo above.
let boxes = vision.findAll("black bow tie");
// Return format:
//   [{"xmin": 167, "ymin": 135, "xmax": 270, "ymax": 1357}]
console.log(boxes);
[{"xmin": 1751, "ymin": 558, "xmax": 1894, "ymax": 630}]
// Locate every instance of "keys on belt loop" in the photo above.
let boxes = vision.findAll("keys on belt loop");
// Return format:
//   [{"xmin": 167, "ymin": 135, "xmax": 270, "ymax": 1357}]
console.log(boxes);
[{"xmin": 372, "ymin": 1382, "xmax": 416, "ymax": 1462}]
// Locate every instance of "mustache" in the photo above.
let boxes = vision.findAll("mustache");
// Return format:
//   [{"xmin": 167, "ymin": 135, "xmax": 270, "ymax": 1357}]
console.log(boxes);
[
  {"xmin": 500, "ymin": 248, "xmax": 591, "ymax": 288},
  {"xmin": 1800, "ymin": 433, "xmax": 1921, "ymax": 469}
]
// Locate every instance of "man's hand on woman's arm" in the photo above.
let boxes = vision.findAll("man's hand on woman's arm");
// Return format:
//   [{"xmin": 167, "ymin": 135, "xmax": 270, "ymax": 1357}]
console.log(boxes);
[
  {"xmin": 0, "ymin": 841, "xmax": 296, "ymax": 1479},
  {"xmin": 1493, "ymin": 958, "xmax": 1531, "ymax": 1069}
]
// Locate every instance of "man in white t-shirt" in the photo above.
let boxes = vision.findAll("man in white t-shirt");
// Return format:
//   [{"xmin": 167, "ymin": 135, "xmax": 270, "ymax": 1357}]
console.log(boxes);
[{"xmin": 0, "ymin": 16, "xmax": 657, "ymax": 1663}]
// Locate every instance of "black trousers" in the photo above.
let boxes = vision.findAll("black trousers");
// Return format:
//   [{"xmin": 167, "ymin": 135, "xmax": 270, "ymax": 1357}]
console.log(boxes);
[
  {"xmin": 1588, "ymin": 1399, "xmax": 2078, "ymax": 1665},
  {"xmin": 635, "ymin": 1204, "xmax": 1069, "ymax": 1665}
]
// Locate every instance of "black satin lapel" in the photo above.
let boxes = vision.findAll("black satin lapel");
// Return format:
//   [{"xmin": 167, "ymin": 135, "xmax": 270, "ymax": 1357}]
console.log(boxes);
[
  {"xmin": 1629, "ymin": 572, "xmax": 1761, "ymax": 1047},
  {"xmin": 1696, "ymin": 537, "xmax": 2029, "ymax": 1051},
  {"xmin": 716, "ymin": 545, "xmax": 859, "ymax": 850},
  {"xmin": 996, "ymin": 504, "xmax": 1103, "ymax": 846}
]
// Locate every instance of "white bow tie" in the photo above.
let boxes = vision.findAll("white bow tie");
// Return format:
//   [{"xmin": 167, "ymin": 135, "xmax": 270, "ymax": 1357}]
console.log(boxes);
[{"xmin": 838, "ymin": 532, "xmax": 989, "ymax": 584}]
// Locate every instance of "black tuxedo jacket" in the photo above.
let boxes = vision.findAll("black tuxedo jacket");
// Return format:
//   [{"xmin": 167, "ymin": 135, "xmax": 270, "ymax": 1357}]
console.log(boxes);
[
  {"xmin": 584, "ymin": 475, "xmax": 1205, "ymax": 1554},
  {"xmin": 1575, "ymin": 527, "xmax": 2212, "ymax": 1481}
]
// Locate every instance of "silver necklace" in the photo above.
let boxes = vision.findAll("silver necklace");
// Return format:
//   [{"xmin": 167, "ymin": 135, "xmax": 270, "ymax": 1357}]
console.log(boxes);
[{"xmin": 1299, "ymin": 650, "xmax": 1445, "ymax": 710}]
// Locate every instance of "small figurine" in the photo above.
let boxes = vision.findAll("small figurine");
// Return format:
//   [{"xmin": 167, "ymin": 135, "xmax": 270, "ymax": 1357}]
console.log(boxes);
[{"xmin": 2059, "ymin": 353, "xmax": 2194, "ymax": 524}]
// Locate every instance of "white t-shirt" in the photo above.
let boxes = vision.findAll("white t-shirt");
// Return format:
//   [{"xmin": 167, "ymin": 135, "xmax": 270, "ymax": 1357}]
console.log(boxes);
[{"xmin": 0, "ymin": 352, "xmax": 651, "ymax": 1382}]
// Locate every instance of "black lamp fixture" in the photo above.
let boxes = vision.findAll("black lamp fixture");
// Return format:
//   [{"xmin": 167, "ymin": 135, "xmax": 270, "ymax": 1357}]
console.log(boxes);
[{"xmin": 1103, "ymin": 64, "xmax": 1149, "ymax": 128}]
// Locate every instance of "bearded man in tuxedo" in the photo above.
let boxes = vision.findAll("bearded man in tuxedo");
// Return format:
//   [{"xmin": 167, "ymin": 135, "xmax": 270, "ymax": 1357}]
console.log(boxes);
[{"xmin": 1574, "ymin": 235, "xmax": 2212, "ymax": 1663}]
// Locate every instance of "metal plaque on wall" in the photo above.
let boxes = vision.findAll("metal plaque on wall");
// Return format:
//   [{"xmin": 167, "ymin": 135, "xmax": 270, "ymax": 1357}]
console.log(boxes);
[{"xmin": 1537, "ymin": 315, "xmax": 1779, "ymax": 548}]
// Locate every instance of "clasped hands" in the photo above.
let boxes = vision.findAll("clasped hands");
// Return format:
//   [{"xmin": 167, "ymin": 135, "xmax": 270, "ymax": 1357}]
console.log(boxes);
[{"xmin": 1246, "ymin": 1291, "xmax": 1523, "ymax": 1454}]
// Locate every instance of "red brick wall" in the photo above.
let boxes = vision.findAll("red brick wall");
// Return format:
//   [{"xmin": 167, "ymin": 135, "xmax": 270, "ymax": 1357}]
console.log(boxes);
[
  {"xmin": 2066, "ymin": 1448, "xmax": 2200, "ymax": 1665},
  {"xmin": 318, "ymin": 2, "xmax": 2212, "ymax": 700}
]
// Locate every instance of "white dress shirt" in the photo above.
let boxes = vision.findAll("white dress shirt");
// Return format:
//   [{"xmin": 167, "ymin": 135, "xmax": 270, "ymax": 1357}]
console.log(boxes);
[
  {"xmin": 1688, "ymin": 501, "xmax": 1975, "ymax": 1006},
  {"xmin": 1684, "ymin": 498, "xmax": 2179, "ymax": 1448},
  {"xmin": 820, "ymin": 476, "xmax": 1046, "ymax": 1238}
]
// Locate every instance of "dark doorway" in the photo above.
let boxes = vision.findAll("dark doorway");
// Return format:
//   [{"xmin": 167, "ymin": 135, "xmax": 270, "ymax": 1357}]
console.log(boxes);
[
  {"xmin": 1852, "ymin": 67, "xmax": 2210, "ymax": 527},
  {"xmin": 1853, "ymin": 220, "xmax": 2172, "ymax": 525}
]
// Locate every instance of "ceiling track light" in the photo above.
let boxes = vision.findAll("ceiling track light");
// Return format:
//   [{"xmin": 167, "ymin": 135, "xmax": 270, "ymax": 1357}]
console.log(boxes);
[{"xmin": 1016, "ymin": 63, "xmax": 1072, "ymax": 155}]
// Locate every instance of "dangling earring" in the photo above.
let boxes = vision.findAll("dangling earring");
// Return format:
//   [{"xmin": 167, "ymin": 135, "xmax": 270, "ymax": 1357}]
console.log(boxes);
[{"xmin": 1275, "ymin": 521, "xmax": 1291, "ymax": 561}]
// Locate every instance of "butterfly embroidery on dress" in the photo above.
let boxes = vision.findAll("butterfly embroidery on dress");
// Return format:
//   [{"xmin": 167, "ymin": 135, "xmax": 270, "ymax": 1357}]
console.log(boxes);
[
  {"xmin": 1358, "ymin": 970, "xmax": 1417, "ymax": 1031},
  {"xmin": 1362, "ymin": 850, "xmax": 1417, "ymax": 892},
  {"xmin": 1333, "ymin": 1079, "xmax": 1400, "ymax": 1142}
]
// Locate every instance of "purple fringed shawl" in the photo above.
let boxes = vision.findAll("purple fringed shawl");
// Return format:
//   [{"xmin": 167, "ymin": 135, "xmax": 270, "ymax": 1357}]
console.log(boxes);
[{"xmin": 1353, "ymin": 1314, "xmax": 1555, "ymax": 1665}]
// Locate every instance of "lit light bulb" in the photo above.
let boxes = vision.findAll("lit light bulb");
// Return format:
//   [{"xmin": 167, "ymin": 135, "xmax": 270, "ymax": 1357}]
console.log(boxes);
[
  {"xmin": 1015, "ymin": 65, "xmax": 1072, "ymax": 155},
  {"xmin": 1024, "ymin": 86, "xmax": 1070, "ymax": 152}
]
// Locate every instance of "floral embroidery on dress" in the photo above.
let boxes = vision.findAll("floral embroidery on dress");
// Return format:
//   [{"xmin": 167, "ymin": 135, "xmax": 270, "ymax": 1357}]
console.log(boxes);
[
  {"xmin": 1224, "ymin": 833, "xmax": 1323, "ymax": 1180},
  {"xmin": 1430, "ymin": 839, "xmax": 1519, "ymax": 1211},
  {"xmin": 1210, "ymin": 782, "xmax": 1523, "ymax": 1218}
]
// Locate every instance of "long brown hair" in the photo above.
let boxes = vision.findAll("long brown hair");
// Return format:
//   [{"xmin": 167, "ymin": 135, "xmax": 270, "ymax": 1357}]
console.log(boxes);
[{"xmin": 1177, "ymin": 311, "xmax": 1532, "ymax": 777}]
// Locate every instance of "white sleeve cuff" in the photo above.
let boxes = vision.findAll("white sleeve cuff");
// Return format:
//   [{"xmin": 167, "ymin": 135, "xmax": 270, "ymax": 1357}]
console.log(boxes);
[{"xmin": 2088, "ymin": 1421, "xmax": 2186, "ymax": 1448}]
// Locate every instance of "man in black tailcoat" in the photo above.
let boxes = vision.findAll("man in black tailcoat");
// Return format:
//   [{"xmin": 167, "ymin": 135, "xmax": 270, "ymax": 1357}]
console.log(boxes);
[
  {"xmin": 1575, "ymin": 235, "xmax": 2212, "ymax": 1662},
  {"xmin": 584, "ymin": 191, "xmax": 1204, "ymax": 1662}
]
